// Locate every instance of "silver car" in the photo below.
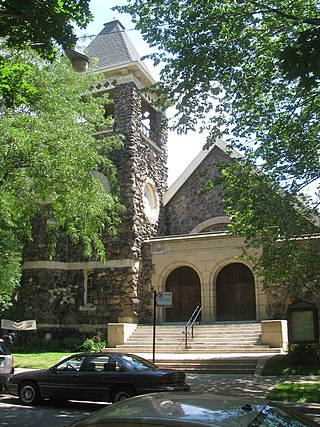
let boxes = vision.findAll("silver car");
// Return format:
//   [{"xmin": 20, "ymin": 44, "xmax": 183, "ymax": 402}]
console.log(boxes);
[
  {"xmin": 68, "ymin": 392, "xmax": 318, "ymax": 427},
  {"xmin": 0, "ymin": 339, "xmax": 14, "ymax": 389}
]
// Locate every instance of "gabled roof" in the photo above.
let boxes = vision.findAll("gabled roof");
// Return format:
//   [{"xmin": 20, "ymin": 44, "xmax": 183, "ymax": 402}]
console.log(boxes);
[
  {"xmin": 163, "ymin": 139, "xmax": 242, "ymax": 206},
  {"xmin": 86, "ymin": 20, "xmax": 150, "ymax": 74}
]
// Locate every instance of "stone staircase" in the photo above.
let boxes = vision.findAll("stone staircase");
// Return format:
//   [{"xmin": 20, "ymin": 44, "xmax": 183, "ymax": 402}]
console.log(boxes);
[
  {"xmin": 155, "ymin": 357, "xmax": 260, "ymax": 374},
  {"xmin": 106, "ymin": 323, "xmax": 282, "ymax": 373}
]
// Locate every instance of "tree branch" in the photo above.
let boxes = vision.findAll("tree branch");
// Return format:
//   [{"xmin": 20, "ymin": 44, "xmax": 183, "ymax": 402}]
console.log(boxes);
[{"xmin": 249, "ymin": 1, "xmax": 320, "ymax": 26}]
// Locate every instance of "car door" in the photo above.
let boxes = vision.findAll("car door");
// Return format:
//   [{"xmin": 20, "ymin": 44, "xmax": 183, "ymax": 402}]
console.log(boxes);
[
  {"xmin": 77, "ymin": 355, "xmax": 121, "ymax": 402},
  {"xmin": 40, "ymin": 355, "xmax": 86, "ymax": 399}
]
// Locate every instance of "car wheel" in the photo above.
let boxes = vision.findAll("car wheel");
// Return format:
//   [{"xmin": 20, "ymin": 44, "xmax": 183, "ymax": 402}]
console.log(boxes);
[
  {"xmin": 19, "ymin": 382, "xmax": 41, "ymax": 405},
  {"xmin": 112, "ymin": 386, "xmax": 135, "ymax": 403}
]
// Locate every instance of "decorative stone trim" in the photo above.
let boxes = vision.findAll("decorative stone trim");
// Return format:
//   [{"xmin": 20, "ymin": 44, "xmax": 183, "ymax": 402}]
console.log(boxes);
[
  {"xmin": 108, "ymin": 323, "xmax": 137, "ymax": 346},
  {"xmin": 79, "ymin": 305, "xmax": 96, "ymax": 313},
  {"xmin": 190, "ymin": 216, "xmax": 231, "ymax": 234},
  {"xmin": 261, "ymin": 320, "xmax": 288, "ymax": 349},
  {"xmin": 22, "ymin": 259, "xmax": 141, "ymax": 270}
]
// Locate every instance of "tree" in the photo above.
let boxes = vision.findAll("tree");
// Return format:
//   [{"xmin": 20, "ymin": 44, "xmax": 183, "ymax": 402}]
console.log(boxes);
[
  {"xmin": 116, "ymin": 0, "xmax": 320, "ymax": 295},
  {"xmin": 0, "ymin": 44, "xmax": 123, "ymax": 311},
  {"xmin": 0, "ymin": 0, "xmax": 92, "ymax": 59},
  {"xmin": 201, "ymin": 158, "xmax": 320, "ymax": 296}
]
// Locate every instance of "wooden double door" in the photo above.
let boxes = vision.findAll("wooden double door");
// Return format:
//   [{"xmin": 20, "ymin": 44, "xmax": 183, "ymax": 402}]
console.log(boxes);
[
  {"xmin": 216, "ymin": 263, "xmax": 256, "ymax": 321},
  {"xmin": 164, "ymin": 263, "xmax": 256, "ymax": 322},
  {"xmin": 165, "ymin": 266, "xmax": 201, "ymax": 322}
]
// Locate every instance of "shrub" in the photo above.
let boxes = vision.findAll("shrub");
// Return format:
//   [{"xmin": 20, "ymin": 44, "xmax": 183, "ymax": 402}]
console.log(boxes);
[
  {"xmin": 79, "ymin": 336, "xmax": 107, "ymax": 352},
  {"xmin": 286, "ymin": 343, "xmax": 320, "ymax": 364},
  {"xmin": 11, "ymin": 335, "xmax": 106, "ymax": 353}
]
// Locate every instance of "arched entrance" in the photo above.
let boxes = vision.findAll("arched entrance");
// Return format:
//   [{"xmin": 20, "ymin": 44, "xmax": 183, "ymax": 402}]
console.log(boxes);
[
  {"xmin": 165, "ymin": 266, "xmax": 201, "ymax": 322},
  {"xmin": 216, "ymin": 263, "xmax": 256, "ymax": 321}
]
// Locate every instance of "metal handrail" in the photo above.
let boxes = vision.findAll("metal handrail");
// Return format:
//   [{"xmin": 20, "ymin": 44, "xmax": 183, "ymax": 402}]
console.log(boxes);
[
  {"xmin": 184, "ymin": 303, "xmax": 202, "ymax": 349},
  {"xmin": 140, "ymin": 122, "xmax": 157, "ymax": 142}
]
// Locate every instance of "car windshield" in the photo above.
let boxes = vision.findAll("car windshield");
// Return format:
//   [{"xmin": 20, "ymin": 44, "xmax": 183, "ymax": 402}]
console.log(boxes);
[
  {"xmin": 249, "ymin": 404, "xmax": 312, "ymax": 427},
  {"xmin": 121, "ymin": 355, "xmax": 156, "ymax": 371}
]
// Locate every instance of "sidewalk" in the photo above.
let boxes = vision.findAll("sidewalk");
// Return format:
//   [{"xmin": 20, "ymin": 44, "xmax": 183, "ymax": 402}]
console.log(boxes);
[{"xmin": 186, "ymin": 372, "xmax": 320, "ymax": 424}]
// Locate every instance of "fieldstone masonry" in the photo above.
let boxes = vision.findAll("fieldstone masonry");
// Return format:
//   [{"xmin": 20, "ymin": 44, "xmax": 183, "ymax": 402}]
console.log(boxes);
[
  {"xmin": 14, "ymin": 75, "xmax": 168, "ymax": 339},
  {"xmin": 165, "ymin": 146, "xmax": 229, "ymax": 235}
]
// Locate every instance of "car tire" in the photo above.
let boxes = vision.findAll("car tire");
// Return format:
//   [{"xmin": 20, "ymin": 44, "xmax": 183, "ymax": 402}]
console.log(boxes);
[
  {"xmin": 19, "ymin": 382, "xmax": 41, "ymax": 405},
  {"xmin": 112, "ymin": 386, "xmax": 135, "ymax": 403}
]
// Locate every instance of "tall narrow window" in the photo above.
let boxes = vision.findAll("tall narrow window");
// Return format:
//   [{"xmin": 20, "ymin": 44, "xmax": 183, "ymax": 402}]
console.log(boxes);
[{"xmin": 84, "ymin": 271, "xmax": 94, "ymax": 305}]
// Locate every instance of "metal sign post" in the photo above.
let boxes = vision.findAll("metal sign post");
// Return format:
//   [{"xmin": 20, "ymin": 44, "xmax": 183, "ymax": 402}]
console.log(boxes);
[
  {"xmin": 152, "ymin": 291, "xmax": 172, "ymax": 364},
  {"xmin": 152, "ymin": 290, "xmax": 157, "ymax": 364}
]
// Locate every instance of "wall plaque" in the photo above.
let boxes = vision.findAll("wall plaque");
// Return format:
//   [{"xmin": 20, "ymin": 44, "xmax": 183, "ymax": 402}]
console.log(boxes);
[{"xmin": 287, "ymin": 300, "xmax": 319, "ymax": 344}]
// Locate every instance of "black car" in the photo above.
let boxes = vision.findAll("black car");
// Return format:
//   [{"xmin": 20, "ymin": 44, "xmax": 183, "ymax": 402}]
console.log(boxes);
[{"xmin": 5, "ymin": 352, "xmax": 190, "ymax": 405}]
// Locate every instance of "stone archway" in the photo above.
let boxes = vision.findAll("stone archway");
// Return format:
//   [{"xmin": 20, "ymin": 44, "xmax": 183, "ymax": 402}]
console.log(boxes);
[
  {"xmin": 216, "ymin": 263, "xmax": 256, "ymax": 321},
  {"xmin": 165, "ymin": 266, "xmax": 201, "ymax": 322}
]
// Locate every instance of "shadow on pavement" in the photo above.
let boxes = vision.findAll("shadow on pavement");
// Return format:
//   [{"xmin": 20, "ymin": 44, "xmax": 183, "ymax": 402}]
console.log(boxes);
[{"xmin": 0, "ymin": 394, "xmax": 108, "ymax": 427}]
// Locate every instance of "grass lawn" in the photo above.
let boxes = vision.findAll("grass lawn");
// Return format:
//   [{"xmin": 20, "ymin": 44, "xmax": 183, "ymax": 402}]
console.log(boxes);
[
  {"xmin": 267, "ymin": 381, "xmax": 320, "ymax": 403},
  {"xmin": 260, "ymin": 355, "xmax": 320, "ymax": 403},
  {"xmin": 13, "ymin": 352, "xmax": 71, "ymax": 369}
]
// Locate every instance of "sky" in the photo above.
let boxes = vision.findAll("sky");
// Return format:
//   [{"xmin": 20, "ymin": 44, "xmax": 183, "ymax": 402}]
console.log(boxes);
[{"xmin": 76, "ymin": 0, "xmax": 206, "ymax": 187}]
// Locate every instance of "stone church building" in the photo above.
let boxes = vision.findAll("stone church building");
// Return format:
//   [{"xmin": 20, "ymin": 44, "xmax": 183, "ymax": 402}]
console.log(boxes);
[{"xmin": 15, "ymin": 21, "xmax": 289, "ymax": 342}]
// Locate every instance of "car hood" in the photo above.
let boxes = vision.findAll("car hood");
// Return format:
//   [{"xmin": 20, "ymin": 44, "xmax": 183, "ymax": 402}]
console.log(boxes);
[
  {"xmin": 9, "ymin": 369, "xmax": 48, "ymax": 380},
  {"xmin": 71, "ymin": 392, "xmax": 267, "ymax": 426}
]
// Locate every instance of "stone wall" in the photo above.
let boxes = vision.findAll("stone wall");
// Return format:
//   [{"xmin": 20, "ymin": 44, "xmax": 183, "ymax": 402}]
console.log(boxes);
[
  {"xmin": 265, "ymin": 285, "xmax": 320, "ymax": 319},
  {"xmin": 165, "ymin": 145, "xmax": 230, "ymax": 235},
  {"xmin": 13, "ymin": 78, "xmax": 168, "ymax": 338}
]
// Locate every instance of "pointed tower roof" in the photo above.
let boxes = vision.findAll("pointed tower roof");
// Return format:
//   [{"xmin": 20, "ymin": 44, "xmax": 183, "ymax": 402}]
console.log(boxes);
[{"xmin": 86, "ymin": 20, "xmax": 151, "ymax": 77}]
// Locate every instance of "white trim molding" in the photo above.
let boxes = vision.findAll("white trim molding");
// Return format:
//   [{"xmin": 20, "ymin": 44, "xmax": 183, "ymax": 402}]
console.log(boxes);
[{"xmin": 22, "ymin": 259, "xmax": 141, "ymax": 271}]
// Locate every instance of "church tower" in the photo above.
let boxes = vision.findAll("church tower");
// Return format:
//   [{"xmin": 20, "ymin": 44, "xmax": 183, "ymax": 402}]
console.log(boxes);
[{"xmin": 16, "ymin": 21, "xmax": 168, "ymax": 338}]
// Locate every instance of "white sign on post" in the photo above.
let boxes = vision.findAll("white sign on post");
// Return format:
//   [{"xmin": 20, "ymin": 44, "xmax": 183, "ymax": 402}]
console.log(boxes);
[
  {"xmin": 156, "ymin": 291, "xmax": 172, "ymax": 308},
  {"xmin": 1, "ymin": 319, "xmax": 37, "ymax": 330}
]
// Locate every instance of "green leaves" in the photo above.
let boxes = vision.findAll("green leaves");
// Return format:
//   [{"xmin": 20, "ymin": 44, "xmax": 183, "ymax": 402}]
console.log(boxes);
[
  {"xmin": 116, "ymin": 0, "xmax": 320, "ymax": 295},
  {"xmin": 0, "ymin": 0, "xmax": 93, "ymax": 59},
  {"xmin": 0, "ymin": 43, "xmax": 123, "ymax": 306},
  {"xmin": 0, "ymin": 61, "xmax": 37, "ymax": 108},
  {"xmin": 279, "ymin": 28, "xmax": 320, "ymax": 89},
  {"xmin": 115, "ymin": 0, "xmax": 320, "ymax": 190},
  {"xmin": 209, "ymin": 158, "xmax": 320, "ymax": 295}
]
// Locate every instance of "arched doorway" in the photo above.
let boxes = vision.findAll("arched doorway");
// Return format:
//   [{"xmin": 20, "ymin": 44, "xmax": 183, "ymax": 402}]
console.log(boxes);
[
  {"xmin": 165, "ymin": 266, "xmax": 201, "ymax": 322},
  {"xmin": 216, "ymin": 263, "xmax": 256, "ymax": 321}
]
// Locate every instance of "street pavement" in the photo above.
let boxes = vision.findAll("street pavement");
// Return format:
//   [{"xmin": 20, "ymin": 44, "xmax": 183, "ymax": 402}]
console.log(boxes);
[
  {"xmin": 187, "ymin": 372, "xmax": 320, "ymax": 424},
  {"xmin": 2, "ymin": 367, "xmax": 319, "ymax": 425}
]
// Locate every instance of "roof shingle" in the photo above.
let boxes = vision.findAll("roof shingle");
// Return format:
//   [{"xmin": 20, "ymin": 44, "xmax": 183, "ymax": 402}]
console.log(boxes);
[{"xmin": 86, "ymin": 20, "xmax": 147, "ymax": 71}]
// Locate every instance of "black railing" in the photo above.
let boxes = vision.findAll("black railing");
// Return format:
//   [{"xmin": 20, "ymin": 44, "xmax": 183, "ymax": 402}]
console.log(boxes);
[
  {"xmin": 184, "ymin": 303, "xmax": 202, "ymax": 349},
  {"xmin": 140, "ymin": 122, "xmax": 157, "ymax": 142}
]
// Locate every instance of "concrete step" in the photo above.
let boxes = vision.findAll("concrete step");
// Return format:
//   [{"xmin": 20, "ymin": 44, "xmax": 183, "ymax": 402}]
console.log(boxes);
[
  {"xmin": 107, "ymin": 346, "xmax": 280, "ymax": 354},
  {"xmin": 130, "ymin": 327, "xmax": 262, "ymax": 334},
  {"xmin": 113, "ymin": 343, "xmax": 269, "ymax": 348},
  {"xmin": 126, "ymin": 337, "xmax": 262, "ymax": 343},
  {"xmin": 107, "ymin": 323, "xmax": 282, "ymax": 359},
  {"xmin": 156, "ymin": 359, "xmax": 258, "ymax": 374}
]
